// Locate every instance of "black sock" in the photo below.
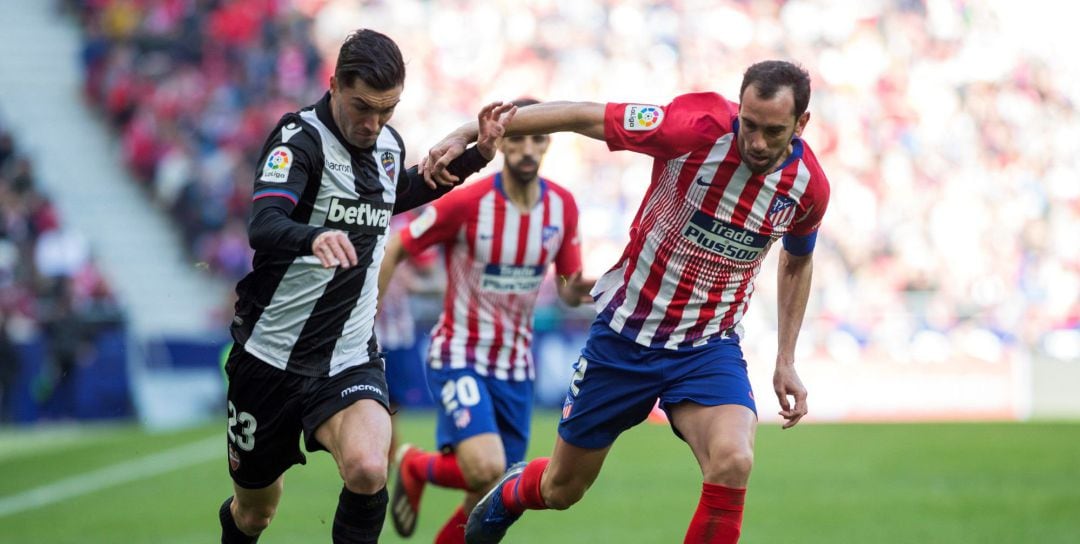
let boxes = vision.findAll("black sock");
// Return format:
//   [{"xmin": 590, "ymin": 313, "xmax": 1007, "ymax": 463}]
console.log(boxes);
[
  {"xmin": 220, "ymin": 497, "xmax": 259, "ymax": 544},
  {"xmin": 332, "ymin": 486, "xmax": 388, "ymax": 544}
]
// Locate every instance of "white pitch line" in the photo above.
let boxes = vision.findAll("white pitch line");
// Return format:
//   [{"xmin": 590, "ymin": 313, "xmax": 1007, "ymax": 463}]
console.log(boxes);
[{"xmin": 0, "ymin": 435, "xmax": 220, "ymax": 518}]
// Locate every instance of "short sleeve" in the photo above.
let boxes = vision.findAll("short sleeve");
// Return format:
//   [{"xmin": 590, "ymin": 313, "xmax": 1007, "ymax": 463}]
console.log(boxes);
[
  {"xmin": 553, "ymin": 191, "xmax": 583, "ymax": 277},
  {"xmin": 400, "ymin": 189, "xmax": 469, "ymax": 255},
  {"xmin": 603, "ymin": 93, "xmax": 735, "ymax": 160},
  {"xmin": 788, "ymin": 173, "xmax": 831, "ymax": 238}
]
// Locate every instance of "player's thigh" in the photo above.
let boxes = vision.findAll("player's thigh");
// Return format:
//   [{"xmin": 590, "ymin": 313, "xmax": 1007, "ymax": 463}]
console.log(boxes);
[
  {"xmin": 308, "ymin": 364, "xmax": 393, "ymax": 465},
  {"xmin": 487, "ymin": 375, "xmax": 533, "ymax": 464},
  {"xmin": 233, "ymin": 475, "xmax": 284, "ymax": 514},
  {"xmin": 557, "ymin": 352, "xmax": 662, "ymax": 450},
  {"xmin": 314, "ymin": 398, "xmax": 393, "ymax": 484},
  {"xmin": 669, "ymin": 403, "xmax": 757, "ymax": 467},
  {"xmin": 427, "ymin": 367, "xmax": 501, "ymax": 451},
  {"xmin": 225, "ymin": 347, "xmax": 306, "ymax": 490},
  {"xmin": 659, "ymin": 337, "xmax": 757, "ymax": 417}
]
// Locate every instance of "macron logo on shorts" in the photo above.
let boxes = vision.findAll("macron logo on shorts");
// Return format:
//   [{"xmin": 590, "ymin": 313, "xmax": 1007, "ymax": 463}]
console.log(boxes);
[{"xmin": 340, "ymin": 384, "xmax": 383, "ymax": 398}]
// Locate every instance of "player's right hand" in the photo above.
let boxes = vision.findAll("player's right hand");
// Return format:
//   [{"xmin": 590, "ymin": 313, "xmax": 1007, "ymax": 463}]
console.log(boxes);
[
  {"xmin": 421, "ymin": 101, "xmax": 517, "ymax": 189},
  {"xmin": 312, "ymin": 230, "xmax": 358, "ymax": 269}
]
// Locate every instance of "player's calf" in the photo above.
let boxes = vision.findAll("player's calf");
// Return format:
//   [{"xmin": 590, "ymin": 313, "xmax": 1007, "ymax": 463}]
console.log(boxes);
[{"xmin": 219, "ymin": 497, "xmax": 262, "ymax": 544}]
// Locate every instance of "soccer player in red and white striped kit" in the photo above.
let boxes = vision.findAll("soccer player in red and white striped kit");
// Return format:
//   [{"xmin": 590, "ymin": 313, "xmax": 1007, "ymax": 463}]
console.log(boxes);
[
  {"xmin": 425, "ymin": 61, "xmax": 830, "ymax": 543},
  {"xmin": 379, "ymin": 98, "xmax": 593, "ymax": 543}
]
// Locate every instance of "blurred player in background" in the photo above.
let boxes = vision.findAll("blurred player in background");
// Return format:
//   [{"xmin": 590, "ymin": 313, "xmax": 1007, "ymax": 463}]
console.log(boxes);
[
  {"xmin": 426, "ymin": 60, "xmax": 830, "ymax": 544},
  {"xmin": 379, "ymin": 98, "xmax": 593, "ymax": 544},
  {"xmin": 377, "ymin": 209, "xmax": 439, "ymax": 462},
  {"xmin": 218, "ymin": 28, "xmax": 513, "ymax": 544}
]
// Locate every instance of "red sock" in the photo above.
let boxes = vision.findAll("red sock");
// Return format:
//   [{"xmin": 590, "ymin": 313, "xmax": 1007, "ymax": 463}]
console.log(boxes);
[
  {"xmin": 683, "ymin": 482, "xmax": 745, "ymax": 544},
  {"xmin": 434, "ymin": 505, "xmax": 468, "ymax": 544},
  {"xmin": 501, "ymin": 458, "xmax": 550, "ymax": 515},
  {"xmin": 406, "ymin": 451, "xmax": 470, "ymax": 490}
]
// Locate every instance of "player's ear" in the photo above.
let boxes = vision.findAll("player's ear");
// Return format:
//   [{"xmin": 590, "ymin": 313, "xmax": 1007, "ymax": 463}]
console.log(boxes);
[
  {"xmin": 794, "ymin": 111, "xmax": 810, "ymax": 137},
  {"xmin": 329, "ymin": 75, "xmax": 339, "ymax": 96}
]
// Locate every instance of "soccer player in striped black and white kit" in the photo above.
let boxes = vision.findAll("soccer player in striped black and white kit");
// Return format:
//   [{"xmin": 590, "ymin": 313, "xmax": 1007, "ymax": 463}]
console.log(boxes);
[
  {"xmin": 218, "ymin": 29, "xmax": 515, "ymax": 544},
  {"xmin": 428, "ymin": 61, "xmax": 831, "ymax": 544},
  {"xmin": 380, "ymin": 98, "xmax": 593, "ymax": 544}
]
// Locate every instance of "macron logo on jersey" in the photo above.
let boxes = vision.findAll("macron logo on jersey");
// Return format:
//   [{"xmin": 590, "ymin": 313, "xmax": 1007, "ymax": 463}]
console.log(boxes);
[
  {"xmin": 325, "ymin": 197, "xmax": 392, "ymax": 234},
  {"xmin": 624, "ymin": 104, "xmax": 664, "ymax": 131},
  {"xmin": 683, "ymin": 210, "xmax": 769, "ymax": 262}
]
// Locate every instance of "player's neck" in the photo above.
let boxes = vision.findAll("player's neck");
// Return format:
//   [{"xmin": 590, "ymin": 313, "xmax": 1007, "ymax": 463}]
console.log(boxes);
[{"xmin": 501, "ymin": 172, "xmax": 541, "ymax": 213}]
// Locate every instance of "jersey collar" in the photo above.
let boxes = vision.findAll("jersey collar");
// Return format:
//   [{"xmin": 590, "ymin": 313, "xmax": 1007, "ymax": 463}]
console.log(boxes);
[{"xmin": 495, "ymin": 172, "xmax": 547, "ymax": 212}]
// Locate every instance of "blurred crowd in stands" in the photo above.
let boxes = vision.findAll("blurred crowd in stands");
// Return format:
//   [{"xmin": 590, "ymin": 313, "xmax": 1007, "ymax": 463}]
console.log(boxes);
[
  {"xmin": 0, "ymin": 121, "xmax": 123, "ymax": 420},
  {"xmin": 64, "ymin": 0, "xmax": 1078, "ymax": 365}
]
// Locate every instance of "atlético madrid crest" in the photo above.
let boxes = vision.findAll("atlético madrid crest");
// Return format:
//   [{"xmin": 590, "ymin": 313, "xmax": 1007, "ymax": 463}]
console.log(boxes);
[
  {"xmin": 767, "ymin": 195, "xmax": 797, "ymax": 228},
  {"xmin": 381, "ymin": 151, "xmax": 396, "ymax": 181}
]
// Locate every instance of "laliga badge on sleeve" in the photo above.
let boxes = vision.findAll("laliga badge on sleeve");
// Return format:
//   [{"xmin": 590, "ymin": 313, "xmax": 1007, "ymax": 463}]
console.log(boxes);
[
  {"xmin": 623, "ymin": 104, "xmax": 664, "ymax": 131},
  {"xmin": 260, "ymin": 146, "xmax": 293, "ymax": 183},
  {"xmin": 409, "ymin": 206, "xmax": 438, "ymax": 238}
]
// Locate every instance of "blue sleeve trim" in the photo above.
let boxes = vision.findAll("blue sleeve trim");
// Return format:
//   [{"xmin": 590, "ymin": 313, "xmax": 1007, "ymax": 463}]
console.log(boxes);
[{"xmin": 782, "ymin": 230, "xmax": 818, "ymax": 256}]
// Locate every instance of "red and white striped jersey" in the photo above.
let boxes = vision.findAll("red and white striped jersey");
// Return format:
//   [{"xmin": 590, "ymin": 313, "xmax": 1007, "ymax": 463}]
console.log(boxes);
[
  {"xmin": 401, "ymin": 173, "xmax": 582, "ymax": 381},
  {"xmin": 594, "ymin": 92, "xmax": 830, "ymax": 350}
]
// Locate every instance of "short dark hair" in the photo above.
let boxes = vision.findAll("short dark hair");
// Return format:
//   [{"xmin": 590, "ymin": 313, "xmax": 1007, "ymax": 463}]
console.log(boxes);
[
  {"xmin": 335, "ymin": 29, "xmax": 406, "ymax": 90},
  {"xmin": 739, "ymin": 60, "xmax": 811, "ymax": 118},
  {"xmin": 511, "ymin": 97, "xmax": 540, "ymax": 108}
]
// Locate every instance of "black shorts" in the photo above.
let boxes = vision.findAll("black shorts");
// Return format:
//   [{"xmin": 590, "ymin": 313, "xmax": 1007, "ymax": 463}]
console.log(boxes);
[{"xmin": 224, "ymin": 344, "xmax": 390, "ymax": 489}]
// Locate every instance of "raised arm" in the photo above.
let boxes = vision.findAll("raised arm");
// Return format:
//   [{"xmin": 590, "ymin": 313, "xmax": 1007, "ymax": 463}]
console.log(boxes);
[{"xmin": 423, "ymin": 102, "xmax": 605, "ymax": 185}]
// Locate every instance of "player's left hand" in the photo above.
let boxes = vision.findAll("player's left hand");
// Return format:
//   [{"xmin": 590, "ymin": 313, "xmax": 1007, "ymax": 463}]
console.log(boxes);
[
  {"xmin": 421, "ymin": 101, "xmax": 516, "ymax": 189},
  {"xmin": 773, "ymin": 361, "xmax": 807, "ymax": 429},
  {"xmin": 558, "ymin": 271, "xmax": 596, "ymax": 307},
  {"xmin": 475, "ymin": 101, "xmax": 517, "ymax": 160}
]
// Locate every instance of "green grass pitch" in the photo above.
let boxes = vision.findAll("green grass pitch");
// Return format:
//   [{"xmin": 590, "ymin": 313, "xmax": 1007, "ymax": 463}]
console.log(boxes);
[{"xmin": 1, "ymin": 414, "xmax": 1078, "ymax": 543}]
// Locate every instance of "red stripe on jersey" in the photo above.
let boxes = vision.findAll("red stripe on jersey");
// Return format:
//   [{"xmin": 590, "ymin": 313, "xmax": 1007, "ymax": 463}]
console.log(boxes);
[
  {"xmin": 597, "ymin": 94, "xmax": 830, "ymax": 349},
  {"xmin": 482, "ymin": 196, "xmax": 508, "ymax": 376}
]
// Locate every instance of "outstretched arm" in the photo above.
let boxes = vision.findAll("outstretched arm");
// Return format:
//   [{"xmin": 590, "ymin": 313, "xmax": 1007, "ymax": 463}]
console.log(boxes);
[
  {"xmin": 774, "ymin": 249, "xmax": 814, "ymax": 429},
  {"xmin": 422, "ymin": 101, "xmax": 517, "ymax": 189},
  {"xmin": 423, "ymin": 102, "xmax": 605, "ymax": 185}
]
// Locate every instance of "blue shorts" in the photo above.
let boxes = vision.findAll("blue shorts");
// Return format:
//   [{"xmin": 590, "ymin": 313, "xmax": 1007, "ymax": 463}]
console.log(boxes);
[
  {"xmin": 426, "ymin": 367, "xmax": 534, "ymax": 464},
  {"xmin": 558, "ymin": 320, "xmax": 756, "ymax": 450}
]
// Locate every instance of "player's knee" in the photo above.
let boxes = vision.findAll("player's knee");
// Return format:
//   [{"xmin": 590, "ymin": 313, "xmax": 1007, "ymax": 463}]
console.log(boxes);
[
  {"xmin": 704, "ymin": 447, "xmax": 754, "ymax": 485},
  {"xmin": 234, "ymin": 503, "xmax": 276, "ymax": 535},
  {"xmin": 461, "ymin": 456, "xmax": 506, "ymax": 491},
  {"xmin": 340, "ymin": 451, "xmax": 389, "ymax": 494}
]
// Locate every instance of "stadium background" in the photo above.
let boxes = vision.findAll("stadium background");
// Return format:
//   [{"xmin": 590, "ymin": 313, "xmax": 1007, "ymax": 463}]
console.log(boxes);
[{"xmin": 0, "ymin": 0, "xmax": 1077, "ymax": 542}]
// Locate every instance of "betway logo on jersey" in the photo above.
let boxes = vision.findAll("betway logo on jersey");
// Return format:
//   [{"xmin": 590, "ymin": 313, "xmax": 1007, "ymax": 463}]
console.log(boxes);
[
  {"xmin": 325, "ymin": 197, "xmax": 393, "ymax": 234},
  {"xmin": 683, "ymin": 211, "xmax": 768, "ymax": 262},
  {"xmin": 480, "ymin": 264, "xmax": 545, "ymax": 294}
]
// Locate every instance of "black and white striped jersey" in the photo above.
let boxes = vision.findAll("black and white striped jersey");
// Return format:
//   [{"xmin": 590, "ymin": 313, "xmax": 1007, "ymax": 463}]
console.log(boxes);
[{"xmin": 230, "ymin": 92, "xmax": 489, "ymax": 377}]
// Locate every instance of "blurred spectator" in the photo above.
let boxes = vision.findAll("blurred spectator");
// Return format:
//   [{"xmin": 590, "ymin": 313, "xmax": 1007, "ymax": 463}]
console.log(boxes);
[
  {"xmin": 0, "ymin": 119, "xmax": 123, "ymax": 420},
  {"xmin": 0, "ymin": 311, "xmax": 18, "ymax": 422},
  {"xmin": 70, "ymin": 0, "xmax": 1079, "ymax": 363}
]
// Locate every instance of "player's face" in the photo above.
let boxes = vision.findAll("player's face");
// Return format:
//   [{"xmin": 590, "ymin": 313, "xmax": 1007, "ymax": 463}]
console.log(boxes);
[
  {"xmin": 330, "ymin": 76, "xmax": 402, "ymax": 148},
  {"xmin": 737, "ymin": 84, "xmax": 809, "ymax": 174},
  {"xmin": 499, "ymin": 134, "xmax": 551, "ymax": 184}
]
